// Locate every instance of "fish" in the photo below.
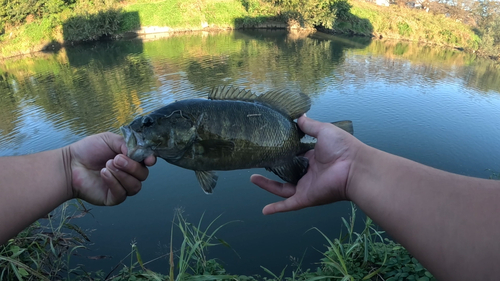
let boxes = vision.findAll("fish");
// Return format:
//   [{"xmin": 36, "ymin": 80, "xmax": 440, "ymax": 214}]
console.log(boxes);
[{"xmin": 120, "ymin": 85, "xmax": 353, "ymax": 194}]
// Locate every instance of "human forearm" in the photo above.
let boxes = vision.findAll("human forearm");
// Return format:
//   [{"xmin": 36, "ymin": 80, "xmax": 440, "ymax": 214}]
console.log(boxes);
[
  {"xmin": 0, "ymin": 148, "xmax": 72, "ymax": 244},
  {"xmin": 0, "ymin": 132, "xmax": 155, "ymax": 245},
  {"xmin": 348, "ymin": 144, "xmax": 500, "ymax": 280}
]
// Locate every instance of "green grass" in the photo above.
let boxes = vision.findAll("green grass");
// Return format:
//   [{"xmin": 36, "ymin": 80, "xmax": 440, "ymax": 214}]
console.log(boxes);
[
  {"xmin": 345, "ymin": 0, "xmax": 480, "ymax": 50},
  {"xmin": 121, "ymin": 0, "xmax": 255, "ymax": 30},
  {"xmin": 203, "ymin": 2, "xmax": 249, "ymax": 27},
  {"xmin": 1, "ymin": 0, "xmax": 496, "ymax": 59},
  {"xmin": 1, "ymin": 202, "xmax": 435, "ymax": 280},
  {"xmin": 123, "ymin": 1, "xmax": 194, "ymax": 28},
  {"xmin": 0, "ymin": 200, "xmax": 89, "ymax": 280},
  {"xmin": 0, "ymin": 17, "xmax": 57, "ymax": 57}
]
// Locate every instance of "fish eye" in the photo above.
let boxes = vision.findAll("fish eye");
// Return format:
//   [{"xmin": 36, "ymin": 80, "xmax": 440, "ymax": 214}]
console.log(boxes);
[{"xmin": 142, "ymin": 116, "xmax": 154, "ymax": 127}]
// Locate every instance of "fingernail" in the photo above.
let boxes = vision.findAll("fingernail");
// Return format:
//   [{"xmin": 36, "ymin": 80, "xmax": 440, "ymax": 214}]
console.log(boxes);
[
  {"xmin": 115, "ymin": 155, "xmax": 127, "ymax": 168},
  {"xmin": 101, "ymin": 168, "xmax": 109, "ymax": 178}
]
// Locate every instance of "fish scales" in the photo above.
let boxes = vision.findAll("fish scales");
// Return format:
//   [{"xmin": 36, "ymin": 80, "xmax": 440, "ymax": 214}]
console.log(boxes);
[{"xmin": 169, "ymin": 99, "xmax": 301, "ymax": 171}]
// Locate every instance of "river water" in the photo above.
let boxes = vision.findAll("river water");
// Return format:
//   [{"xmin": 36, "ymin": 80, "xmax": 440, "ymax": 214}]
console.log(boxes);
[{"xmin": 1, "ymin": 30, "xmax": 500, "ymax": 276}]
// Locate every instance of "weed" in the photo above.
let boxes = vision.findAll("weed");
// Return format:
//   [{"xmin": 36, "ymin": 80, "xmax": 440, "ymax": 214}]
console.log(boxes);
[
  {"xmin": 259, "ymin": 204, "xmax": 435, "ymax": 281},
  {"xmin": 397, "ymin": 22, "xmax": 412, "ymax": 36},
  {"xmin": 0, "ymin": 200, "xmax": 90, "ymax": 280},
  {"xmin": 1, "ymin": 201, "xmax": 438, "ymax": 280}
]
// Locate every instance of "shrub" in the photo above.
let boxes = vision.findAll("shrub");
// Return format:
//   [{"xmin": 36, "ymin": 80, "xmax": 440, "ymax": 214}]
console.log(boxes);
[
  {"xmin": 63, "ymin": 9, "xmax": 121, "ymax": 41},
  {"xmin": 270, "ymin": 0, "xmax": 339, "ymax": 28},
  {"xmin": 0, "ymin": 0, "xmax": 73, "ymax": 26},
  {"xmin": 332, "ymin": 0, "xmax": 352, "ymax": 21}
]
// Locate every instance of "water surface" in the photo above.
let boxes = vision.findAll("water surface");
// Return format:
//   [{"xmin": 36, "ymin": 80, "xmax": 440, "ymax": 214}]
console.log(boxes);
[{"xmin": 1, "ymin": 30, "xmax": 500, "ymax": 275}]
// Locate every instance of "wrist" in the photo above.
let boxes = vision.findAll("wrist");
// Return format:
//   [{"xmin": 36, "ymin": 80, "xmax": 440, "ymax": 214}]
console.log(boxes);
[
  {"xmin": 345, "ymin": 142, "xmax": 379, "ymax": 202},
  {"xmin": 60, "ymin": 146, "xmax": 75, "ymax": 200}
]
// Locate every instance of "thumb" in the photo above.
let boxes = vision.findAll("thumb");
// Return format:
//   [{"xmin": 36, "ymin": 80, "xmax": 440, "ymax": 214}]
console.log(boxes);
[
  {"xmin": 101, "ymin": 132, "xmax": 128, "ymax": 155},
  {"xmin": 297, "ymin": 115, "xmax": 326, "ymax": 138}
]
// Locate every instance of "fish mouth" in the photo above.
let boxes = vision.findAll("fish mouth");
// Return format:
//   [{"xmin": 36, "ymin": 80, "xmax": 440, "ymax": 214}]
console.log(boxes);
[{"xmin": 120, "ymin": 125, "xmax": 152, "ymax": 162}]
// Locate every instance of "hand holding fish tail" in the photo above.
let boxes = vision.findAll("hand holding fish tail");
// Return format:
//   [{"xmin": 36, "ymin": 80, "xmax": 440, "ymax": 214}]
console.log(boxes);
[
  {"xmin": 69, "ymin": 132, "xmax": 157, "ymax": 206},
  {"xmin": 251, "ymin": 115, "xmax": 363, "ymax": 214},
  {"xmin": 254, "ymin": 115, "xmax": 500, "ymax": 281}
]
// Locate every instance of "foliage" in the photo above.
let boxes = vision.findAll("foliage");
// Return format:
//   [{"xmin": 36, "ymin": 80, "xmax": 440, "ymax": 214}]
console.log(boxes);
[
  {"xmin": 259, "ymin": 204, "xmax": 435, "ymax": 281},
  {"xmin": 346, "ymin": 0, "xmax": 479, "ymax": 49},
  {"xmin": 1, "ymin": 199, "xmax": 437, "ymax": 281},
  {"xmin": 0, "ymin": 200, "xmax": 89, "ymax": 280},
  {"xmin": 1, "ymin": 0, "xmax": 500, "ymax": 59},
  {"xmin": 62, "ymin": 9, "xmax": 122, "ymax": 41},
  {"xmin": 425, "ymin": 0, "xmax": 499, "ymax": 57},
  {"xmin": 0, "ymin": 0, "xmax": 68, "ymax": 27},
  {"xmin": 397, "ymin": 22, "xmax": 411, "ymax": 36},
  {"xmin": 90, "ymin": 210, "xmax": 258, "ymax": 281},
  {"xmin": 333, "ymin": 0, "xmax": 353, "ymax": 21},
  {"xmin": 170, "ymin": 210, "xmax": 240, "ymax": 279},
  {"xmin": 315, "ymin": 204, "xmax": 434, "ymax": 280},
  {"xmin": 269, "ymin": 0, "xmax": 342, "ymax": 29}
]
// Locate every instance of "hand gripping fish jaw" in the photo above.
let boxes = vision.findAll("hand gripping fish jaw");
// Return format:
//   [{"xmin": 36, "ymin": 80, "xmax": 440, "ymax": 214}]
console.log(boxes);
[{"xmin": 120, "ymin": 124, "xmax": 154, "ymax": 163}]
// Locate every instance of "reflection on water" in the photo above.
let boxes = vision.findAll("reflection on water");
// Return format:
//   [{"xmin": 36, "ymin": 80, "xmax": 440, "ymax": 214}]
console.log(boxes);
[{"xmin": 1, "ymin": 30, "xmax": 500, "ymax": 275}]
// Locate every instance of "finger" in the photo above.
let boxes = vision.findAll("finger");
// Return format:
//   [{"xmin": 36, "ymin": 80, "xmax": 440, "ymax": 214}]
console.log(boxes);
[
  {"xmin": 106, "ymin": 159, "xmax": 143, "ymax": 197},
  {"xmin": 304, "ymin": 149, "xmax": 314, "ymax": 159},
  {"xmin": 144, "ymin": 155, "xmax": 157, "ymax": 166},
  {"xmin": 113, "ymin": 155, "xmax": 149, "ymax": 181},
  {"xmin": 250, "ymin": 174, "xmax": 296, "ymax": 198},
  {"xmin": 262, "ymin": 196, "xmax": 305, "ymax": 215},
  {"xmin": 100, "ymin": 167, "xmax": 127, "ymax": 206},
  {"xmin": 99, "ymin": 132, "xmax": 127, "ymax": 155},
  {"xmin": 297, "ymin": 115, "xmax": 327, "ymax": 138}
]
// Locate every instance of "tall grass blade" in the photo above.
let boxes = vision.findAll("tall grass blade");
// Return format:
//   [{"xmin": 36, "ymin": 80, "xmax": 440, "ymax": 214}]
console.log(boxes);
[
  {"xmin": 260, "ymin": 265, "xmax": 282, "ymax": 280},
  {"xmin": 9, "ymin": 263, "xmax": 22, "ymax": 281},
  {"xmin": 170, "ymin": 216, "xmax": 175, "ymax": 281},
  {"xmin": 0, "ymin": 256, "xmax": 48, "ymax": 280},
  {"xmin": 133, "ymin": 244, "xmax": 145, "ymax": 270}
]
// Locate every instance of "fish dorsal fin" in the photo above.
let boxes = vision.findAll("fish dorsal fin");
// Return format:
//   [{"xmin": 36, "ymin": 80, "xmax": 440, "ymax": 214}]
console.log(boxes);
[
  {"xmin": 256, "ymin": 89, "xmax": 311, "ymax": 119},
  {"xmin": 209, "ymin": 86, "xmax": 311, "ymax": 119},
  {"xmin": 208, "ymin": 85, "xmax": 258, "ymax": 101}
]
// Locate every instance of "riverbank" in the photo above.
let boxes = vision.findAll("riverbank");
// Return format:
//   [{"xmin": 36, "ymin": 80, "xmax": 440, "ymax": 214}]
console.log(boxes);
[
  {"xmin": 0, "ymin": 0, "xmax": 495, "ymax": 60},
  {"xmin": 0, "ymin": 204, "xmax": 437, "ymax": 280}
]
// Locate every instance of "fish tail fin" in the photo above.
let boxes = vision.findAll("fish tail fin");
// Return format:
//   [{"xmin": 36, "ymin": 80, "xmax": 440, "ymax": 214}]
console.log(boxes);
[
  {"xmin": 298, "ymin": 120, "xmax": 353, "ymax": 154},
  {"xmin": 331, "ymin": 120, "xmax": 354, "ymax": 135}
]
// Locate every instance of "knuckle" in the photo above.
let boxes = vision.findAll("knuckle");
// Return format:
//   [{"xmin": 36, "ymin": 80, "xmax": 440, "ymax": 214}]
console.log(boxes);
[{"xmin": 127, "ymin": 182, "xmax": 142, "ymax": 196}]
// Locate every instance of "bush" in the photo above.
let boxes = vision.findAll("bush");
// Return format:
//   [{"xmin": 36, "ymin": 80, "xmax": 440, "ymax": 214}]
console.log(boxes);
[
  {"xmin": 268, "ymin": 0, "xmax": 352, "ymax": 29},
  {"xmin": 332, "ymin": 0, "xmax": 352, "ymax": 21},
  {"xmin": 0, "ymin": 0, "xmax": 72, "ymax": 26},
  {"xmin": 270, "ymin": 0, "xmax": 339, "ymax": 28},
  {"xmin": 63, "ymin": 9, "xmax": 122, "ymax": 41}
]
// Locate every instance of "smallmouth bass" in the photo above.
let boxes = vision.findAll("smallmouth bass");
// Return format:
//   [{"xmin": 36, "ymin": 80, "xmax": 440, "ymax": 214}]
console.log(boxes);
[{"xmin": 120, "ymin": 86, "xmax": 353, "ymax": 193}]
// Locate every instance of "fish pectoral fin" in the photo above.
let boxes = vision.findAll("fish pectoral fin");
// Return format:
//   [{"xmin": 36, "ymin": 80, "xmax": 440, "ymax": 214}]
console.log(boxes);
[
  {"xmin": 331, "ymin": 120, "xmax": 354, "ymax": 135},
  {"xmin": 195, "ymin": 170, "xmax": 218, "ymax": 194},
  {"xmin": 155, "ymin": 148, "xmax": 185, "ymax": 162},
  {"xmin": 265, "ymin": 156, "xmax": 309, "ymax": 185}
]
